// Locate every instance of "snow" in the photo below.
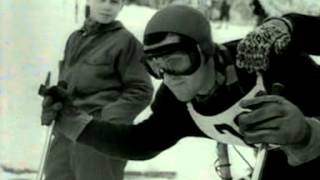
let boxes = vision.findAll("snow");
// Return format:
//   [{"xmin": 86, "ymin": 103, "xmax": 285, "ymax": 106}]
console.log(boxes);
[
  {"xmin": 259, "ymin": 0, "xmax": 320, "ymax": 16},
  {"xmin": 1, "ymin": 2, "xmax": 257, "ymax": 180}
]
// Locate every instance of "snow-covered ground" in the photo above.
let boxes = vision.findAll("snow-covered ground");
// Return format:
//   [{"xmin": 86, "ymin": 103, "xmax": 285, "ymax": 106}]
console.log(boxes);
[{"xmin": 1, "ymin": 1, "xmax": 263, "ymax": 179}]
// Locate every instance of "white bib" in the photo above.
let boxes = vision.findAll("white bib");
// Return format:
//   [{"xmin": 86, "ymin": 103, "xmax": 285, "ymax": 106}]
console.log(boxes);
[{"xmin": 187, "ymin": 76, "xmax": 265, "ymax": 147}]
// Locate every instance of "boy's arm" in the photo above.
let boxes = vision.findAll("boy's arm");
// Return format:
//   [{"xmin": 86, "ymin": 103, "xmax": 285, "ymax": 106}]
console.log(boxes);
[{"xmin": 100, "ymin": 35, "xmax": 154, "ymax": 125}]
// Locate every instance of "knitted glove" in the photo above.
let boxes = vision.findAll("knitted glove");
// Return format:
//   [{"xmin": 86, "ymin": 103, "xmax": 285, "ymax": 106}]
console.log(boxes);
[{"xmin": 236, "ymin": 18, "xmax": 292, "ymax": 73}]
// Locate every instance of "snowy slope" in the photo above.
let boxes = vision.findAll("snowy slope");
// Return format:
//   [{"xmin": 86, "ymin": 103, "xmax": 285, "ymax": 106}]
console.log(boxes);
[
  {"xmin": 1, "ymin": 2, "xmax": 256, "ymax": 180},
  {"xmin": 259, "ymin": 0, "xmax": 320, "ymax": 16}
]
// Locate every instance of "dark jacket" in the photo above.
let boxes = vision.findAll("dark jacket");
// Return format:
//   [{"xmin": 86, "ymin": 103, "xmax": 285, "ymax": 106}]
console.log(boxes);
[
  {"xmin": 45, "ymin": 20, "xmax": 153, "ymax": 180},
  {"xmin": 59, "ymin": 20, "xmax": 153, "ymax": 124},
  {"xmin": 73, "ymin": 14, "xmax": 320, "ymax": 179}
]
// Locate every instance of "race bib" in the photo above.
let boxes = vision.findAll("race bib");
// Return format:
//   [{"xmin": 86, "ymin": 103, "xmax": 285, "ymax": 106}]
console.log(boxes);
[{"xmin": 187, "ymin": 76, "xmax": 265, "ymax": 147}]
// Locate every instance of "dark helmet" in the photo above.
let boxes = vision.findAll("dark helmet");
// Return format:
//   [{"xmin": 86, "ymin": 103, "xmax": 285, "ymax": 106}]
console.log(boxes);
[{"xmin": 143, "ymin": 5, "xmax": 216, "ymax": 56}]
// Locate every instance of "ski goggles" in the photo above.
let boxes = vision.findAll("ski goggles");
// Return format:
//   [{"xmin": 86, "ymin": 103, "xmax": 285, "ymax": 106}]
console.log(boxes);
[{"xmin": 142, "ymin": 44, "xmax": 201, "ymax": 79}]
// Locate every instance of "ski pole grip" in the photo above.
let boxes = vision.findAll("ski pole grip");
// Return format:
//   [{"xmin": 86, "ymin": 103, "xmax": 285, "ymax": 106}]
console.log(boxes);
[
  {"xmin": 38, "ymin": 84, "xmax": 48, "ymax": 97},
  {"xmin": 38, "ymin": 81, "xmax": 69, "ymax": 103}
]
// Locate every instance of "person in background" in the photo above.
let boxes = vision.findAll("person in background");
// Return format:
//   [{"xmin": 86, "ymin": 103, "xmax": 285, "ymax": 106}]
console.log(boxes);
[
  {"xmin": 217, "ymin": 0, "xmax": 231, "ymax": 28},
  {"xmin": 41, "ymin": 0, "xmax": 153, "ymax": 180},
  {"xmin": 250, "ymin": 0, "xmax": 269, "ymax": 25},
  {"xmin": 41, "ymin": 5, "xmax": 320, "ymax": 180}
]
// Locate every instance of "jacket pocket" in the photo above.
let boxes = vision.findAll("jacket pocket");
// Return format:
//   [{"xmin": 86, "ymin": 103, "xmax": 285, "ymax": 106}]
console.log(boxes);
[
  {"xmin": 83, "ymin": 53, "xmax": 114, "ymax": 66},
  {"xmin": 76, "ymin": 58, "xmax": 117, "ymax": 94}
]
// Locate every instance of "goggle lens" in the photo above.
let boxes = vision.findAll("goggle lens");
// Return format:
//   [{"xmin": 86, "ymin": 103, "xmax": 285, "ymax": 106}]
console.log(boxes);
[{"xmin": 143, "ymin": 45, "xmax": 201, "ymax": 79}]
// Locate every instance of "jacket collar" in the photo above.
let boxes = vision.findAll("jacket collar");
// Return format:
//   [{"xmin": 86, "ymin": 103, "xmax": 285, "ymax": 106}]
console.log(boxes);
[{"xmin": 81, "ymin": 18, "xmax": 123, "ymax": 35}]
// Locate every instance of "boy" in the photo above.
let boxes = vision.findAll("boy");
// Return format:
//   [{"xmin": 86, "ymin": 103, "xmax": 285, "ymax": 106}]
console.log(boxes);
[{"xmin": 41, "ymin": 0, "xmax": 153, "ymax": 180}]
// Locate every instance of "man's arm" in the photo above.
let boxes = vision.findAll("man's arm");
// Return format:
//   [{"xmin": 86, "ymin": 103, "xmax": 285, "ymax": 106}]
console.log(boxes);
[
  {"xmin": 235, "ymin": 13, "xmax": 320, "ymax": 166},
  {"xmin": 77, "ymin": 116, "xmax": 166, "ymax": 160},
  {"xmin": 49, "ymin": 84, "xmax": 189, "ymax": 161},
  {"xmin": 54, "ymin": 106, "xmax": 180, "ymax": 161},
  {"xmin": 283, "ymin": 13, "xmax": 320, "ymax": 55},
  {"xmin": 281, "ymin": 117, "xmax": 320, "ymax": 166},
  {"xmin": 236, "ymin": 13, "xmax": 320, "ymax": 72}
]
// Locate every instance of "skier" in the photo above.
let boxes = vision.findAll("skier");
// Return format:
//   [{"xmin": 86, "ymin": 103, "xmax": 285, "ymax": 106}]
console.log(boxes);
[
  {"xmin": 41, "ymin": 5, "xmax": 320, "ymax": 180},
  {"xmin": 40, "ymin": 0, "xmax": 153, "ymax": 180},
  {"xmin": 217, "ymin": 0, "xmax": 231, "ymax": 28},
  {"xmin": 250, "ymin": 0, "xmax": 269, "ymax": 25}
]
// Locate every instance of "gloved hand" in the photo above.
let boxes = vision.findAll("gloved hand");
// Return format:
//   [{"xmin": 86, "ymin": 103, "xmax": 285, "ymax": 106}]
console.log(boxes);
[
  {"xmin": 236, "ymin": 18, "xmax": 292, "ymax": 73},
  {"xmin": 41, "ymin": 95, "xmax": 63, "ymax": 125},
  {"xmin": 40, "ymin": 82, "xmax": 73, "ymax": 126},
  {"xmin": 40, "ymin": 83, "xmax": 92, "ymax": 141},
  {"xmin": 237, "ymin": 94, "xmax": 311, "ymax": 146}
]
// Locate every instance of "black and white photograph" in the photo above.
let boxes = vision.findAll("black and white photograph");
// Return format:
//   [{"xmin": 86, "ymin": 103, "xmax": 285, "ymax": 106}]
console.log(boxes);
[{"xmin": 1, "ymin": 0, "xmax": 320, "ymax": 179}]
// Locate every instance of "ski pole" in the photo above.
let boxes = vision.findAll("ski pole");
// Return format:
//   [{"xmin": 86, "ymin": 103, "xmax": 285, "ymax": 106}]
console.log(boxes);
[
  {"xmin": 37, "ymin": 72, "xmax": 70, "ymax": 180},
  {"xmin": 250, "ymin": 74, "xmax": 268, "ymax": 180},
  {"xmin": 36, "ymin": 72, "xmax": 54, "ymax": 180},
  {"xmin": 251, "ymin": 78, "xmax": 285, "ymax": 180},
  {"xmin": 36, "ymin": 122, "xmax": 55, "ymax": 180},
  {"xmin": 251, "ymin": 144, "xmax": 268, "ymax": 180},
  {"xmin": 216, "ymin": 142, "xmax": 232, "ymax": 180}
]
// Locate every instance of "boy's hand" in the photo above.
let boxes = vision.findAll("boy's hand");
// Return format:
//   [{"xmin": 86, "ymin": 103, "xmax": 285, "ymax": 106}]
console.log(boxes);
[
  {"xmin": 39, "ymin": 81, "xmax": 90, "ymax": 141},
  {"xmin": 41, "ymin": 95, "xmax": 63, "ymax": 125},
  {"xmin": 39, "ymin": 81, "xmax": 71, "ymax": 126}
]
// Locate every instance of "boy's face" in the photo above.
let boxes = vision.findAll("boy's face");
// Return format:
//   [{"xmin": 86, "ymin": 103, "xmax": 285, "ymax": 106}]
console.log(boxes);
[{"xmin": 87, "ymin": 0, "xmax": 124, "ymax": 24}]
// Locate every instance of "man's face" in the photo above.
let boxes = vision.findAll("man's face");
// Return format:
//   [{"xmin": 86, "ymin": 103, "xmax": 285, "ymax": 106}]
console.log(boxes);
[
  {"xmin": 87, "ymin": 0, "xmax": 124, "ymax": 24},
  {"xmin": 163, "ymin": 55, "xmax": 209, "ymax": 102},
  {"xmin": 143, "ymin": 34, "xmax": 216, "ymax": 102},
  {"xmin": 145, "ymin": 49, "xmax": 210, "ymax": 102}
]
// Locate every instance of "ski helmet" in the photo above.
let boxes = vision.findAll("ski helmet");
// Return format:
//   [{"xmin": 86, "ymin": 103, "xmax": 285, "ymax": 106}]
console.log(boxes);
[{"xmin": 143, "ymin": 5, "xmax": 216, "ymax": 56}]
